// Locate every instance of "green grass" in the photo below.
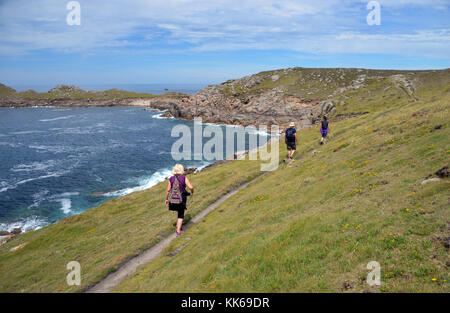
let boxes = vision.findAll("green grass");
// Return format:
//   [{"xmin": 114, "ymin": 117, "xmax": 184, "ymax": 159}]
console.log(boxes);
[
  {"xmin": 114, "ymin": 91, "xmax": 449, "ymax": 293},
  {"xmin": 0, "ymin": 159, "xmax": 266, "ymax": 292},
  {"xmin": 0, "ymin": 69, "xmax": 449, "ymax": 293},
  {"xmin": 218, "ymin": 68, "xmax": 449, "ymax": 101}
]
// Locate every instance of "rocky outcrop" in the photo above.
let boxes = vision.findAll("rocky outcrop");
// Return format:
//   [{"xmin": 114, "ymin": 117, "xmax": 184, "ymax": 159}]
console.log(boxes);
[
  {"xmin": 11, "ymin": 228, "xmax": 22, "ymax": 235},
  {"xmin": 48, "ymin": 84, "xmax": 85, "ymax": 94},
  {"xmin": 156, "ymin": 87, "xmax": 334, "ymax": 128},
  {"xmin": 0, "ymin": 96, "xmax": 179, "ymax": 108},
  {"xmin": 3, "ymin": 67, "xmax": 445, "ymax": 128}
]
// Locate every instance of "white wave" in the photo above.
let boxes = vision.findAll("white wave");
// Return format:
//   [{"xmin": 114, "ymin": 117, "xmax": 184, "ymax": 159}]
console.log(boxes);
[
  {"xmin": 104, "ymin": 168, "xmax": 173, "ymax": 197},
  {"xmin": 11, "ymin": 160, "xmax": 58, "ymax": 172},
  {"xmin": 48, "ymin": 125, "xmax": 106, "ymax": 135},
  {"xmin": 0, "ymin": 216, "xmax": 48, "ymax": 233},
  {"xmin": 0, "ymin": 170, "xmax": 69, "ymax": 193},
  {"xmin": 29, "ymin": 145, "xmax": 67, "ymax": 153},
  {"xmin": 0, "ymin": 141, "xmax": 20, "ymax": 148},
  {"xmin": 29, "ymin": 144, "xmax": 92, "ymax": 153},
  {"xmin": 28, "ymin": 189, "xmax": 50, "ymax": 208},
  {"xmin": 39, "ymin": 115, "xmax": 76, "ymax": 122},
  {"xmin": 194, "ymin": 162, "xmax": 212, "ymax": 173},
  {"xmin": 203, "ymin": 122, "xmax": 278, "ymax": 137},
  {"xmin": 10, "ymin": 130, "xmax": 46, "ymax": 135},
  {"xmin": 152, "ymin": 111, "xmax": 174, "ymax": 119}
]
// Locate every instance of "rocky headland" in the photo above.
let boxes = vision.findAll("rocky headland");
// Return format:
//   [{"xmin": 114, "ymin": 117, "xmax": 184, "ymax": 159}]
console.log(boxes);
[{"xmin": 1, "ymin": 67, "xmax": 448, "ymax": 129}]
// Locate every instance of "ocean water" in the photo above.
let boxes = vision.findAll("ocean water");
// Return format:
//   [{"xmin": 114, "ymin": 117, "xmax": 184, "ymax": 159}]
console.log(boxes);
[{"xmin": 0, "ymin": 107, "xmax": 266, "ymax": 232}]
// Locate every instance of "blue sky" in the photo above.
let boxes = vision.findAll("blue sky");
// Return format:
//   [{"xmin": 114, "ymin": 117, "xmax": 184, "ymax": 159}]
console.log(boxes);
[{"xmin": 0, "ymin": 0, "xmax": 449, "ymax": 89}]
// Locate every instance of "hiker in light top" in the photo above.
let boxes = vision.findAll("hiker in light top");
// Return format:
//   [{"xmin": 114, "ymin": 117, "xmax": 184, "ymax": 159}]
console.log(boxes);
[
  {"xmin": 320, "ymin": 116, "xmax": 330, "ymax": 145},
  {"xmin": 165, "ymin": 164, "xmax": 194, "ymax": 236},
  {"xmin": 285, "ymin": 122, "xmax": 298, "ymax": 159}
]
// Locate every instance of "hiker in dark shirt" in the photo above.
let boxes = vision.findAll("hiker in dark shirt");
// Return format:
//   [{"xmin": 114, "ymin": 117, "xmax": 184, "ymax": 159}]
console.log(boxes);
[
  {"xmin": 285, "ymin": 122, "xmax": 298, "ymax": 159},
  {"xmin": 165, "ymin": 164, "xmax": 194, "ymax": 236},
  {"xmin": 320, "ymin": 116, "xmax": 330, "ymax": 145}
]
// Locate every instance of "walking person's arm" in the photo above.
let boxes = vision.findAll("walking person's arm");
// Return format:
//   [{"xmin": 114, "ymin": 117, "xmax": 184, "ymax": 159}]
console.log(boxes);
[
  {"xmin": 185, "ymin": 177, "xmax": 194, "ymax": 195},
  {"xmin": 165, "ymin": 180, "xmax": 171, "ymax": 206}
]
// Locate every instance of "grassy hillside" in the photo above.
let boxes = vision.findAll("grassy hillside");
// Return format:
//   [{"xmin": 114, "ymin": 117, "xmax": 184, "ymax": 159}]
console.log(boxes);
[
  {"xmin": 0, "ymin": 159, "xmax": 266, "ymax": 292},
  {"xmin": 218, "ymin": 68, "xmax": 449, "ymax": 101},
  {"xmin": 0, "ymin": 83, "xmax": 16, "ymax": 96},
  {"xmin": 114, "ymin": 79, "xmax": 449, "ymax": 292},
  {"xmin": 0, "ymin": 68, "xmax": 448, "ymax": 293}
]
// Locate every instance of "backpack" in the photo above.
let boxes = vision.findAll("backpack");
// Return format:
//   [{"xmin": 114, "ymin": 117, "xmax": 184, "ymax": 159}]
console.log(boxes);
[
  {"xmin": 169, "ymin": 176, "xmax": 183, "ymax": 204},
  {"xmin": 285, "ymin": 128, "xmax": 296, "ymax": 142}
]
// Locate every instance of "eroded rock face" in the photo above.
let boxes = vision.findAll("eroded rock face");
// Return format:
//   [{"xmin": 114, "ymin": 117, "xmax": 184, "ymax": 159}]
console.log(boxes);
[
  {"xmin": 156, "ymin": 87, "xmax": 334, "ymax": 128},
  {"xmin": 0, "ymin": 89, "xmax": 334, "ymax": 129}
]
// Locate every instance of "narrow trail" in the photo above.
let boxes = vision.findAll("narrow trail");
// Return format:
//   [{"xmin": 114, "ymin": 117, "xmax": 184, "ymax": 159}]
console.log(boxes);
[
  {"xmin": 86, "ymin": 173, "xmax": 267, "ymax": 293},
  {"xmin": 87, "ymin": 138, "xmax": 315, "ymax": 293}
]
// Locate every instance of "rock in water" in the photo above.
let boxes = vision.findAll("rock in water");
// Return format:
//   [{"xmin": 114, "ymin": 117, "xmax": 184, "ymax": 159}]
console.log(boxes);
[
  {"xmin": 184, "ymin": 168, "xmax": 197, "ymax": 175},
  {"xmin": 11, "ymin": 228, "xmax": 22, "ymax": 235}
]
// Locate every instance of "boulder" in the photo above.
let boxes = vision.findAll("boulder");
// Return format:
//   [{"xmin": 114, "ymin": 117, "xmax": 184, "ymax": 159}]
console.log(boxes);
[
  {"xmin": 435, "ymin": 166, "xmax": 449, "ymax": 178},
  {"xmin": 421, "ymin": 178, "xmax": 441, "ymax": 185},
  {"xmin": 10, "ymin": 242, "xmax": 27, "ymax": 252},
  {"xmin": 184, "ymin": 168, "xmax": 197, "ymax": 175},
  {"xmin": 0, "ymin": 234, "xmax": 15, "ymax": 246},
  {"xmin": 0, "ymin": 230, "xmax": 10, "ymax": 236},
  {"xmin": 11, "ymin": 228, "xmax": 22, "ymax": 235}
]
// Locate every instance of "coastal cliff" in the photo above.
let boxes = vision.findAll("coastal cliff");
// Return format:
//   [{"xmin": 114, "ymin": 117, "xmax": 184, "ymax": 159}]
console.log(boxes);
[{"xmin": 1, "ymin": 67, "xmax": 449, "ymax": 128}]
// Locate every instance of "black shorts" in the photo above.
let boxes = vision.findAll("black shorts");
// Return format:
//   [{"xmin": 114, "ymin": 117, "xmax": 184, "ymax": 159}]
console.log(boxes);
[
  {"xmin": 169, "ymin": 202, "xmax": 186, "ymax": 219},
  {"xmin": 286, "ymin": 142, "xmax": 296, "ymax": 151}
]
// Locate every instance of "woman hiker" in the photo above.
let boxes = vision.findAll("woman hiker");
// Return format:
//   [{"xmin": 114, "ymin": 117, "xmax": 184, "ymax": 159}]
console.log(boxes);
[
  {"xmin": 320, "ymin": 116, "xmax": 330, "ymax": 145},
  {"xmin": 165, "ymin": 164, "xmax": 194, "ymax": 236}
]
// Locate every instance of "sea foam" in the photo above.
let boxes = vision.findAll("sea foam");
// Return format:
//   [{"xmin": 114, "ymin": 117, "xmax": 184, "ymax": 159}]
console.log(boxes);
[{"xmin": 103, "ymin": 168, "xmax": 173, "ymax": 197}]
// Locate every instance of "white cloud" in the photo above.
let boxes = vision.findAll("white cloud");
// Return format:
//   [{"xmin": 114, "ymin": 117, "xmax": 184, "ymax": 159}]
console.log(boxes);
[{"xmin": 0, "ymin": 0, "xmax": 448, "ymax": 58}]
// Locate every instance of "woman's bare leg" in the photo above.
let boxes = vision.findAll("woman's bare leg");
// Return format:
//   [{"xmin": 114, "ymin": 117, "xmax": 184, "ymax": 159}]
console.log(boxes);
[{"xmin": 176, "ymin": 218, "xmax": 183, "ymax": 232}]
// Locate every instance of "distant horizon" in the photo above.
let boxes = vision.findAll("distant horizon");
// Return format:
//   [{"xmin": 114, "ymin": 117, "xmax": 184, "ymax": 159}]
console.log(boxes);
[
  {"xmin": 3, "ymin": 66, "xmax": 449, "ymax": 93},
  {"xmin": 4, "ymin": 82, "xmax": 209, "ymax": 94}
]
